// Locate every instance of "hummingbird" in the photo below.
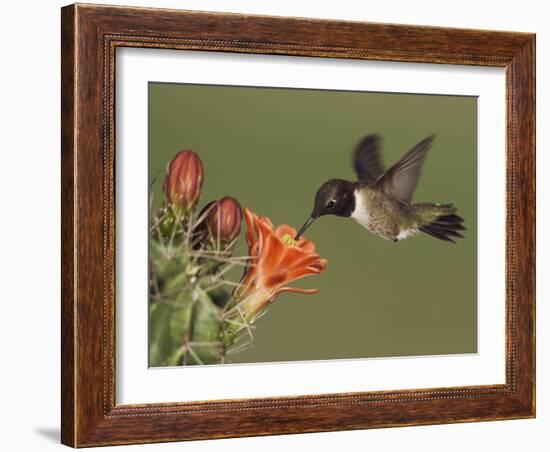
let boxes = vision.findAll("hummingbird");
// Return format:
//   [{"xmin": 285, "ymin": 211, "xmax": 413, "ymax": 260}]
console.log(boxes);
[{"xmin": 295, "ymin": 134, "xmax": 465, "ymax": 243}]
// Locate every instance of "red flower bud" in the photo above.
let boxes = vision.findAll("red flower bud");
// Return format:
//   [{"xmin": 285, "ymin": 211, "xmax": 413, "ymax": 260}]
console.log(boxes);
[
  {"xmin": 164, "ymin": 150, "xmax": 204, "ymax": 213},
  {"xmin": 206, "ymin": 197, "xmax": 242, "ymax": 244}
]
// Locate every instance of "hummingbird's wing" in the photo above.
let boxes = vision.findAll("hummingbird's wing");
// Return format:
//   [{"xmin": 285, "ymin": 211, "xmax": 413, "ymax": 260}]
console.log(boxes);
[
  {"xmin": 352, "ymin": 134, "xmax": 385, "ymax": 184},
  {"xmin": 375, "ymin": 134, "xmax": 436, "ymax": 204}
]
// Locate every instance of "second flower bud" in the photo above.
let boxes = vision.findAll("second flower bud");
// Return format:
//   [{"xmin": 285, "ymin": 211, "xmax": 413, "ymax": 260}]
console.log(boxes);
[{"xmin": 204, "ymin": 196, "xmax": 242, "ymax": 246}]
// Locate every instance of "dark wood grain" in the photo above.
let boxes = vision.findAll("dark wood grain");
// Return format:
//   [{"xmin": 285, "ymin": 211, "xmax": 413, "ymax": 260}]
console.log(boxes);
[
  {"xmin": 60, "ymin": 5, "xmax": 76, "ymax": 446},
  {"xmin": 61, "ymin": 3, "xmax": 535, "ymax": 447}
]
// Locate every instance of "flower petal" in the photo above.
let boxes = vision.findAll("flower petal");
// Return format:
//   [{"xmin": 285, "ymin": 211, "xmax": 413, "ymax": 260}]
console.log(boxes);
[
  {"xmin": 278, "ymin": 245, "xmax": 308, "ymax": 269},
  {"xmin": 262, "ymin": 271, "xmax": 289, "ymax": 289},
  {"xmin": 256, "ymin": 217, "xmax": 275, "ymax": 253},
  {"xmin": 276, "ymin": 287, "xmax": 319, "ymax": 295},
  {"xmin": 286, "ymin": 265, "xmax": 324, "ymax": 281},
  {"xmin": 261, "ymin": 234, "xmax": 287, "ymax": 273},
  {"xmin": 297, "ymin": 237, "xmax": 316, "ymax": 253},
  {"xmin": 284, "ymin": 253, "xmax": 324, "ymax": 271},
  {"xmin": 258, "ymin": 215, "xmax": 275, "ymax": 230},
  {"xmin": 243, "ymin": 208, "xmax": 258, "ymax": 250},
  {"xmin": 308, "ymin": 258, "xmax": 328, "ymax": 272}
]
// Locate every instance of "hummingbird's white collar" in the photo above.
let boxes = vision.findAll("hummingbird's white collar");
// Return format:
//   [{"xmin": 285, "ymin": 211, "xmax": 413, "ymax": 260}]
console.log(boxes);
[{"xmin": 350, "ymin": 189, "xmax": 370, "ymax": 228}]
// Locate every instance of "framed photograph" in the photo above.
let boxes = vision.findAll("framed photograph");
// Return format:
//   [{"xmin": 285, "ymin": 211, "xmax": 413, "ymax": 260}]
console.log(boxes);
[{"xmin": 61, "ymin": 3, "xmax": 535, "ymax": 447}]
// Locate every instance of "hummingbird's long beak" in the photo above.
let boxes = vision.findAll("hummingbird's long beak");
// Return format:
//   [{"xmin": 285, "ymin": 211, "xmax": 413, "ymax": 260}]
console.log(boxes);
[{"xmin": 295, "ymin": 216, "xmax": 317, "ymax": 240}]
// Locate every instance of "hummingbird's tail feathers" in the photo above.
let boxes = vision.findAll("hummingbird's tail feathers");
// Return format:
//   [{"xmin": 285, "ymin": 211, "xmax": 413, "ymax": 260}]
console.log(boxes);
[{"xmin": 415, "ymin": 203, "xmax": 466, "ymax": 244}]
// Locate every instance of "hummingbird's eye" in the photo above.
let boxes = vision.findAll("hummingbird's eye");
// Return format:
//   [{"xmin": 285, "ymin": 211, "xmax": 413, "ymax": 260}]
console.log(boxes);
[{"xmin": 326, "ymin": 200, "xmax": 335, "ymax": 209}]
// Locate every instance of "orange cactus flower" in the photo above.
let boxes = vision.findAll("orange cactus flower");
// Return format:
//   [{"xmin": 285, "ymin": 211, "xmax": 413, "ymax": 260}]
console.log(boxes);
[{"xmin": 235, "ymin": 208, "xmax": 328, "ymax": 321}]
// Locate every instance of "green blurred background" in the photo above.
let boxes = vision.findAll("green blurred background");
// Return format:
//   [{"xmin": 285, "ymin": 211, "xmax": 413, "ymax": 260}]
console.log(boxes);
[{"xmin": 149, "ymin": 82, "xmax": 477, "ymax": 363}]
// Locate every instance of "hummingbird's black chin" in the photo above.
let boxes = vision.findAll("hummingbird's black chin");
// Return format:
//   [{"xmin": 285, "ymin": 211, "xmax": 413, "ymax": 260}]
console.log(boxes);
[{"xmin": 295, "ymin": 216, "xmax": 317, "ymax": 240}]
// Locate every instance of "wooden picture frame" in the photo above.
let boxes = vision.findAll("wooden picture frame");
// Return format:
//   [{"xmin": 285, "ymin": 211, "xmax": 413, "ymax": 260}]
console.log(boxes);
[{"xmin": 61, "ymin": 3, "xmax": 535, "ymax": 447}]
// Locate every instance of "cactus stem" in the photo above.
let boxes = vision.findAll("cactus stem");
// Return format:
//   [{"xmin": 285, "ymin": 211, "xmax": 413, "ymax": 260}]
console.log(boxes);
[
  {"xmin": 186, "ymin": 346, "xmax": 204, "ymax": 366},
  {"xmin": 188, "ymin": 341, "xmax": 224, "ymax": 347},
  {"xmin": 182, "ymin": 299, "xmax": 199, "ymax": 364},
  {"xmin": 150, "ymin": 274, "xmax": 161, "ymax": 298},
  {"xmin": 153, "ymin": 297, "xmax": 190, "ymax": 308},
  {"xmin": 197, "ymin": 291, "xmax": 222, "ymax": 317},
  {"xmin": 152, "ymin": 285, "xmax": 188, "ymax": 301},
  {"xmin": 164, "ymin": 345, "xmax": 187, "ymax": 366}
]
